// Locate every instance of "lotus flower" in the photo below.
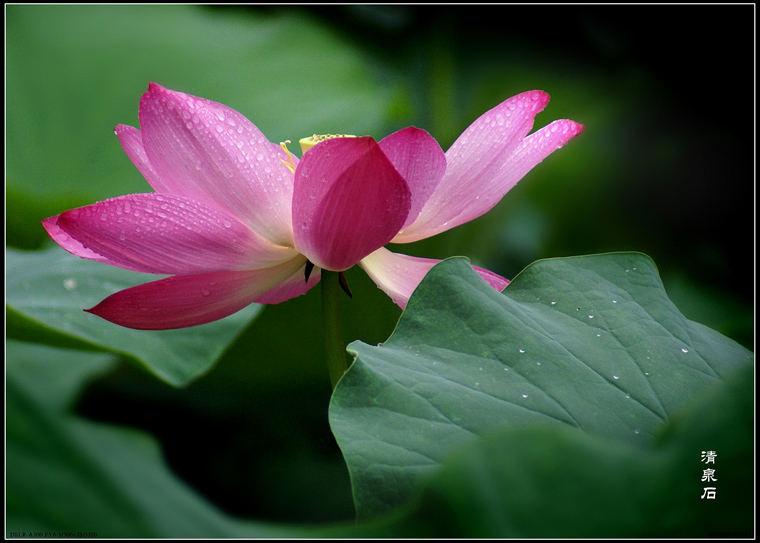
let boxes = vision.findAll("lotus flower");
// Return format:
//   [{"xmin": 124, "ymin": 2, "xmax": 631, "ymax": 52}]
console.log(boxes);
[{"xmin": 42, "ymin": 83, "xmax": 583, "ymax": 330}]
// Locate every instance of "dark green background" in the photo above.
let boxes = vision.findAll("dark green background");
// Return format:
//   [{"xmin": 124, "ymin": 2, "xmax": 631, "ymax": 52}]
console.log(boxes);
[{"xmin": 6, "ymin": 5, "xmax": 753, "ymax": 525}]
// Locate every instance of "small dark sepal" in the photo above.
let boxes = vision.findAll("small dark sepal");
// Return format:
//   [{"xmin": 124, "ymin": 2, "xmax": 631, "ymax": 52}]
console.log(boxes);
[
  {"xmin": 305, "ymin": 260, "xmax": 315, "ymax": 283},
  {"xmin": 338, "ymin": 271, "xmax": 353, "ymax": 298}
]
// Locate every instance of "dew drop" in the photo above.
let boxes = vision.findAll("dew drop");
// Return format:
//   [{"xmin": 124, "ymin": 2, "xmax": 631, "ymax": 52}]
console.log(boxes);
[
  {"xmin": 550, "ymin": 300, "xmax": 557, "ymax": 305},
  {"xmin": 681, "ymin": 347, "xmax": 689, "ymax": 353},
  {"xmin": 63, "ymin": 278, "xmax": 77, "ymax": 290},
  {"xmin": 588, "ymin": 314, "xmax": 594, "ymax": 319},
  {"xmin": 521, "ymin": 393, "xmax": 529, "ymax": 398},
  {"xmin": 222, "ymin": 219, "xmax": 232, "ymax": 228},
  {"xmin": 612, "ymin": 299, "xmax": 618, "ymax": 304},
  {"xmin": 612, "ymin": 374, "xmax": 620, "ymax": 380},
  {"xmin": 201, "ymin": 289, "xmax": 211, "ymax": 296},
  {"xmin": 518, "ymin": 348, "xmax": 525, "ymax": 354}
]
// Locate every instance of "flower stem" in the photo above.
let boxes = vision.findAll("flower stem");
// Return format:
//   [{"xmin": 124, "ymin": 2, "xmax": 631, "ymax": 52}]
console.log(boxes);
[{"xmin": 321, "ymin": 270, "xmax": 348, "ymax": 389}]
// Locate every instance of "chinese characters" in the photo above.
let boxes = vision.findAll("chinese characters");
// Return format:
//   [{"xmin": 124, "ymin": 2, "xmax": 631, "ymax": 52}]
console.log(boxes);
[{"xmin": 700, "ymin": 450, "xmax": 717, "ymax": 499}]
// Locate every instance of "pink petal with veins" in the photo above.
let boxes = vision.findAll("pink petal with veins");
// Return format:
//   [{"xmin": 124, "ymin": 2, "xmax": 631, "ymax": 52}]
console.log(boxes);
[
  {"xmin": 379, "ymin": 127, "xmax": 446, "ymax": 230},
  {"xmin": 138, "ymin": 83, "xmax": 294, "ymax": 246},
  {"xmin": 359, "ymin": 247, "xmax": 509, "ymax": 308},
  {"xmin": 86, "ymin": 257, "xmax": 307, "ymax": 330},
  {"xmin": 42, "ymin": 215, "xmax": 111, "ymax": 264},
  {"xmin": 395, "ymin": 91, "xmax": 554, "ymax": 243},
  {"xmin": 254, "ymin": 263, "xmax": 321, "ymax": 304},
  {"xmin": 292, "ymin": 137, "xmax": 411, "ymax": 271},
  {"xmin": 114, "ymin": 124, "xmax": 170, "ymax": 193},
  {"xmin": 45, "ymin": 193, "xmax": 296, "ymax": 275},
  {"xmin": 403, "ymin": 119, "xmax": 585, "ymax": 240}
]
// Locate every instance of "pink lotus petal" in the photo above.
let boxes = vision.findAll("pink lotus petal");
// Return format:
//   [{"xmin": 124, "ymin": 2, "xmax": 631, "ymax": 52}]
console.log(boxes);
[
  {"xmin": 394, "ymin": 91, "xmax": 552, "ymax": 243},
  {"xmin": 379, "ymin": 127, "xmax": 446, "ymax": 230},
  {"xmin": 497, "ymin": 118, "xmax": 585, "ymax": 194},
  {"xmin": 42, "ymin": 215, "xmax": 111, "ymax": 263},
  {"xmin": 292, "ymin": 137, "xmax": 411, "ymax": 271},
  {"xmin": 359, "ymin": 247, "xmax": 509, "ymax": 309},
  {"xmin": 47, "ymin": 193, "xmax": 297, "ymax": 275},
  {"xmin": 138, "ymin": 83, "xmax": 294, "ymax": 246},
  {"xmin": 254, "ymin": 263, "xmax": 321, "ymax": 304},
  {"xmin": 114, "ymin": 124, "xmax": 170, "ymax": 193},
  {"xmin": 86, "ymin": 257, "xmax": 307, "ymax": 330}
]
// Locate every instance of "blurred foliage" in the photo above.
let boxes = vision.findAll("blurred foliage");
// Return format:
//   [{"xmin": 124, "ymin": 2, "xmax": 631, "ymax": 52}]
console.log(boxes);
[{"xmin": 6, "ymin": 3, "xmax": 754, "ymax": 532}]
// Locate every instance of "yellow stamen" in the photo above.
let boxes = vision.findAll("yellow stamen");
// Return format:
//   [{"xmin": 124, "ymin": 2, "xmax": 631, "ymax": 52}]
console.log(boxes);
[
  {"xmin": 279, "ymin": 140, "xmax": 296, "ymax": 174},
  {"xmin": 299, "ymin": 134, "xmax": 357, "ymax": 155}
]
